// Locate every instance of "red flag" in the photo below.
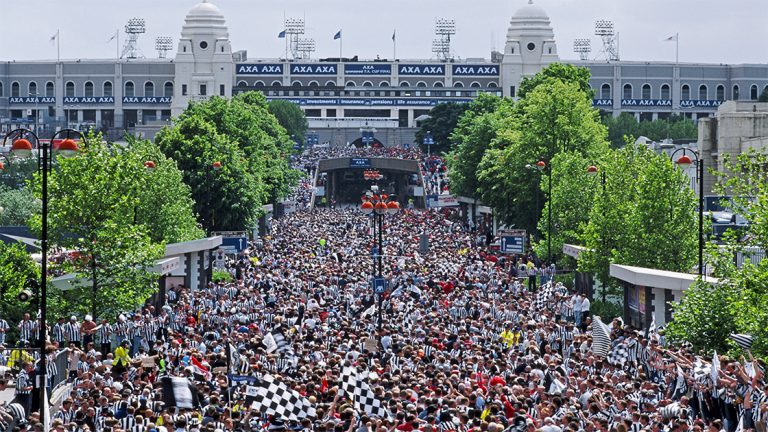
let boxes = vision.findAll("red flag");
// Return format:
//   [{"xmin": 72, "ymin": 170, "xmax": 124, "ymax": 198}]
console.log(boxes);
[
  {"xmin": 191, "ymin": 356, "xmax": 212, "ymax": 381},
  {"xmin": 321, "ymin": 377, "xmax": 329, "ymax": 393}
]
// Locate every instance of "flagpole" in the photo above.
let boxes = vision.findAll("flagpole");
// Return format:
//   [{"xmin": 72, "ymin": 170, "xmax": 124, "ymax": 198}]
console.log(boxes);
[
  {"xmin": 675, "ymin": 32, "xmax": 679, "ymax": 65},
  {"xmin": 339, "ymin": 33, "xmax": 343, "ymax": 60},
  {"xmin": 57, "ymin": 29, "xmax": 60, "ymax": 62},
  {"xmin": 393, "ymin": 29, "xmax": 397, "ymax": 61},
  {"xmin": 116, "ymin": 29, "xmax": 120, "ymax": 59}
]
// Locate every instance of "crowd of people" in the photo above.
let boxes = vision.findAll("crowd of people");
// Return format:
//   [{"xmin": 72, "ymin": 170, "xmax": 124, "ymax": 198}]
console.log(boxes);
[{"xmin": 1, "ymin": 147, "xmax": 764, "ymax": 432}]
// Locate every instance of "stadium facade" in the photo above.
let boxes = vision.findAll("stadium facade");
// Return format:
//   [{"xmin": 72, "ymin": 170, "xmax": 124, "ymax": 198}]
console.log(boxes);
[{"xmin": 1, "ymin": 0, "xmax": 767, "ymax": 145}]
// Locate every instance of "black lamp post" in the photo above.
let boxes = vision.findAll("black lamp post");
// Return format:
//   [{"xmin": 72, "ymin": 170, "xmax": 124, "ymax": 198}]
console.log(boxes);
[
  {"xmin": 587, "ymin": 164, "xmax": 608, "ymax": 299},
  {"xmin": 360, "ymin": 194, "xmax": 399, "ymax": 332},
  {"xmin": 2, "ymin": 127, "xmax": 85, "ymax": 421},
  {"xmin": 535, "ymin": 160, "xmax": 552, "ymax": 265},
  {"xmin": 671, "ymin": 148, "xmax": 705, "ymax": 277}
]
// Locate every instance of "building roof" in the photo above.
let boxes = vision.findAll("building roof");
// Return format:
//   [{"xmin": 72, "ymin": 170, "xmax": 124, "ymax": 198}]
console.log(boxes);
[
  {"xmin": 512, "ymin": 1, "xmax": 549, "ymax": 20},
  {"xmin": 609, "ymin": 264, "xmax": 718, "ymax": 291}
]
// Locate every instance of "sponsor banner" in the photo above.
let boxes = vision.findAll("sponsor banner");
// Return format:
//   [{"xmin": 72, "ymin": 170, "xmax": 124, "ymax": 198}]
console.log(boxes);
[
  {"xmin": 290, "ymin": 64, "xmax": 338, "ymax": 75},
  {"xmin": 680, "ymin": 99, "xmax": 724, "ymax": 108},
  {"xmin": 451, "ymin": 64, "xmax": 499, "ymax": 76},
  {"xmin": 349, "ymin": 158, "xmax": 372, "ymax": 168},
  {"xmin": 9, "ymin": 96, "xmax": 56, "ymax": 104},
  {"xmin": 621, "ymin": 99, "xmax": 672, "ymax": 107},
  {"xmin": 592, "ymin": 99, "xmax": 613, "ymax": 107},
  {"xmin": 122, "ymin": 96, "xmax": 172, "ymax": 104},
  {"xmin": 63, "ymin": 96, "xmax": 115, "ymax": 104},
  {"xmin": 265, "ymin": 97, "xmax": 473, "ymax": 106},
  {"xmin": 398, "ymin": 64, "xmax": 445, "ymax": 76},
  {"xmin": 426, "ymin": 194, "xmax": 459, "ymax": 208},
  {"xmin": 236, "ymin": 63, "xmax": 284, "ymax": 74},
  {"xmin": 344, "ymin": 64, "xmax": 392, "ymax": 75}
]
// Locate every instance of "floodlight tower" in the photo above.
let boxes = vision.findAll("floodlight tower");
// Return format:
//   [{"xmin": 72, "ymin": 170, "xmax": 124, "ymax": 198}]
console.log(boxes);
[
  {"xmin": 297, "ymin": 38, "xmax": 316, "ymax": 59},
  {"xmin": 284, "ymin": 18, "xmax": 305, "ymax": 60},
  {"xmin": 121, "ymin": 17, "xmax": 146, "ymax": 59},
  {"xmin": 572, "ymin": 38, "xmax": 592, "ymax": 61},
  {"xmin": 433, "ymin": 18, "xmax": 456, "ymax": 60},
  {"xmin": 155, "ymin": 36, "xmax": 173, "ymax": 58},
  {"xmin": 594, "ymin": 20, "xmax": 619, "ymax": 62}
]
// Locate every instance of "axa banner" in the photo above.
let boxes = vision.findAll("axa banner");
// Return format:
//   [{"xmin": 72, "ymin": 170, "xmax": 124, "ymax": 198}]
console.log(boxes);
[
  {"xmin": 451, "ymin": 65, "xmax": 499, "ymax": 76},
  {"xmin": 122, "ymin": 96, "xmax": 172, "ymax": 104},
  {"xmin": 344, "ymin": 64, "xmax": 392, "ymax": 75},
  {"xmin": 398, "ymin": 64, "xmax": 445, "ymax": 76},
  {"xmin": 236, "ymin": 64, "xmax": 284, "ymax": 75},
  {"xmin": 290, "ymin": 64, "xmax": 338, "ymax": 75},
  {"xmin": 9, "ymin": 97, "xmax": 56, "ymax": 104},
  {"xmin": 63, "ymin": 96, "xmax": 115, "ymax": 104}
]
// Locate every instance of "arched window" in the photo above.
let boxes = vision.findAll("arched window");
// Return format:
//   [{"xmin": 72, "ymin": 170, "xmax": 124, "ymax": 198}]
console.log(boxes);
[
  {"xmin": 660, "ymin": 84, "xmax": 670, "ymax": 100},
  {"xmin": 416, "ymin": 81, "xmax": 427, "ymax": 87},
  {"xmin": 253, "ymin": 81, "xmax": 265, "ymax": 88},
  {"xmin": 103, "ymin": 81, "xmax": 112, "ymax": 97},
  {"xmin": 237, "ymin": 80, "xmax": 247, "ymax": 87},
  {"xmin": 698, "ymin": 84, "xmax": 707, "ymax": 100},
  {"xmin": 487, "ymin": 82, "xmax": 497, "ymax": 88},
  {"xmin": 308, "ymin": 81, "xmax": 319, "ymax": 87},
  {"xmin": 379, "ymin": 81, "xmax": 390, "ymax": 87},
  {"xmin": 84, "ymin": 81, "xmax": 94, "ymax": 97},
  {"xmin": 124, "ymin": 81, "xmax": 135, "ymax": 97},
  {"xmin": 292, "ymin": 81, "xmax": 302, "ymax": 87},
  {"xmin": 65, "ymin": 81, "xmax": 75, "ymax": 97},
  {"xmin": 399, "ymin": 81, "xmax": 410, "ymax": 87},
  {"xmin": 601, "ymin": 83, "xmax": 611, "ymax": 99},
  {"xmin": 716, "ymin": 85, "xmax": 725, "ymax": 101},
  {"xmin": 733, "ymin": 85, "xmax": 740, "ymax": 100},
  {"xmin": 11, "ymin": 82, "xmax": 20, "ymax": 97},
  {"xmin": 271, "ymin": 81, "xmax": 282, "ymax": 87},
  {"xmin": 641, "ymin": 84, "xmax": 651, "ymax": 99},
  {"xmin": 750, "ymin": 84, "xmax": 759, "ymax": 100},
  {"xmin": 681, "ymin": 84, "xmax": 690, "ymax": 101},
  {"xmin": 362, "ymin": 81, "xmax": 373, "ymax": 87},
  {"xmin": 164, "ymin": 82, "xmax": 173, "ymax": 97},
  {"xmin": 144, "ymin": 81, "xmax": 154, "ymax": 97},
  {"xmin": 28, "ymin": 82, "xmax": 38, "ymax": 97},
  {"xmin": 470, "ymin": 82, "xmax": 481, "ymax": 88},
  {"xmin": 453, "ymin": 82, "xmax": 464, "ymax": 88},
  {"xmin": 325, "ymin": 81, "xmax": 336, "ymax": 87},
  {"xmin": 345, "ymin": 81, "xmax": 355, "ymax": 87},
  {"xmin": 623, "ymin": 83, "xmax": 632, "ymax": 99}
]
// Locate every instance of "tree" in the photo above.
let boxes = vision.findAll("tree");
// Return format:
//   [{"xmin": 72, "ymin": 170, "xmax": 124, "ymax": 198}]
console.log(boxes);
[
  {"xmin": 602, "ymin": 113, "xmax": 697, "ymax": 148},
  {"xmin": 518, "ymin": 62, "xmax": 593, "ymax": 100},
  {"xmin": 477, "ymin": 79, "xmax": 609, "ymax": 235},
  {"xmin": 0, "ymin": 242, "xmax": 39, "ymax": 343},
  {"xmin": 415, "ymin": 103, "xmax": 469, "ymax": 153},
  {"xmin": 30, "ymin": 133, "xmax": 200, "ymax": 319},
  {"xmin": 759, "ymin": 87, "xmax": 768, "ymax": 102},
  {"xmin": 446, "ymin": 93, "xmax": 508, "ymax": 198},
  {"xmin": 579, "ymin": 143, "xmax": 697, "ymax": 301},
  {"xmin": 268, "ymin": 99, "xmax": 308, "ymax": 144},
  {"xmin": 156, "ymin": 114, "xmax": 264, "ymax": 232},
  {"xmin": 0, "ymin": 186, "xmax": 39, "ymax": 226}
]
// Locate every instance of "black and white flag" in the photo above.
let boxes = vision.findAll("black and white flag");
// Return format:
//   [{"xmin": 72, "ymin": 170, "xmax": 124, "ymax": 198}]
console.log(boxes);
[
  {"xmin": 730, "ymin": 333, "xmax": 754, "ymax": 350},
  {"xmin": 591, "ymin": 316, "xmax": 612, "ymax": 358},
  {"xmin": 246, "ymin": 374, "xmax": 316, "ymax": 420},
  {"xmin": 341, "ymin": 366, "xmax": 389, "ymax": 418},
  {"xmin": 161, "ymin": 376, "xmax": 198, "ymax": 409}
]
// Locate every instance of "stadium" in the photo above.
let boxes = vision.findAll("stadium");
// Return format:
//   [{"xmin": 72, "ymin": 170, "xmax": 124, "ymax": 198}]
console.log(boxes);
[{"xmin": 1, "ymin": 0, "xmax": 767, "ymax": 145}]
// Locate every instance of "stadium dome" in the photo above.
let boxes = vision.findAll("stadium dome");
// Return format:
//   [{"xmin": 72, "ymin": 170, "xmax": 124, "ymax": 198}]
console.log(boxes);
[
  {"xmin": 511, "ymin": 0, "xmax": 550, "ymax": 20},
  {"xmin": 182, "ymin": 0, "xmax": 228, "ymax": 37}
]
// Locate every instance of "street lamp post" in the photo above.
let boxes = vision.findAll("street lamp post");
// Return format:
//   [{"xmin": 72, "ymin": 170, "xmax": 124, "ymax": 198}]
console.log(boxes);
[
  {"xmin": 587, "ymin": 165, "xmax": 607, "ymax": 299},
  {"xmin": 423, "ymin": 131, "xmax": 434, "ymax": 156},
  {"xmin": 360, "ymin": 194, "xmax": 399, "ymax": 333},
  {"xmin": 671, "ymin": 149, "xmax": 705, "ymax": 277},
  {"xmin": 536, "ymin": 160, "xmax": 552, "ymax": 265},
  {"xmin": 1, "ymin": 128, "xmax": 84, "ymax": 422}
]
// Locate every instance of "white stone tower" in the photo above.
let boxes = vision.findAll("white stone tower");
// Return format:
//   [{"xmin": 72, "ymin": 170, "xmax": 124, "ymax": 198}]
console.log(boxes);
[
  {"xmin": 500, "ymin": 0, "xmax": 560, "ymax": 98},
  {"xmin": 172, "ymin": 0, "xmax": 234, "ymax": 116}
]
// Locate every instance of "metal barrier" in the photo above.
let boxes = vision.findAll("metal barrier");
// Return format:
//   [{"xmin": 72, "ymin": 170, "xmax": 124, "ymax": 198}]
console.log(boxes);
[{"xmin": 737, "ymin": 246, "xmax": 766, "ymax": 267}]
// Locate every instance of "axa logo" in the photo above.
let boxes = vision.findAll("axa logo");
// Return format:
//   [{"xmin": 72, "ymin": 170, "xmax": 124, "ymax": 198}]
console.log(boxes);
[
  {"xmin": 291, "ymin": 65, "xmax": 336, "ymax": 74},
  {"xmin": 454, "ymin": 66, "xmax": 498, "ymax": 75},
  {"xmin": 399, "ymin": 65, "xmax": 444, "ymax": 75},
  {"xmin": 237, "ymin": 64, "xmax": 283, "ymax": 74}
]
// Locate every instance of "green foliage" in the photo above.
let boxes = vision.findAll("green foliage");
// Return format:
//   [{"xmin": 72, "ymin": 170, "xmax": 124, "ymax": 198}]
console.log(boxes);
[
  {"xmin": 0, "ymin": 242, "xmax": 39, "ymax": 343},
  {"xmin": 601, "ymin": 113, "xmax": 698, "ymax": 148},
  {"xmin": 518, "ymin": 63, "xmax": 593, "ymax": 100},
  {"xmin": 477, "ymin": 78, "xmax": 609, "ymax": 235},
  {"xmin": 591, "ymin": 300, "xmax": 623, "ymax": 321},
  {"xmin": 579, "ymin": 144, "xmax": 697, "ymax": 293},
  {"xmin": 0, "ymin": 186, "xmax": 39, "ymax": 226},
  {"xmin": 27, "ymin": 133, "xmax": 200, "ymax": 319},
  {"xmin": 446, "ymin": 93, "xmax": 508, "ymax": 198},
  {"xmin": 157, "ymin": 93, "xmax": 299, "ymax": 231},
  {"xmin": 268, "ymin": 99, "xmax": 308, "ymax": 144},
  {"xmin": 0, "ymin": 157, "xmax": 37, "ymax": 190},
  {"xmin": 415, "ymin": 103, "xmax": 469, "ymax": 153},
  {"xmin": 670, "ymin": 149, "xmax": 768, "ymax": 356},
  {"xmin": 759, "ymin": 87, "xmax": 768, "ymax": 102},
  {"xmin": 212, "ymin": 269, "xmax": 233, "ymax": 283}
]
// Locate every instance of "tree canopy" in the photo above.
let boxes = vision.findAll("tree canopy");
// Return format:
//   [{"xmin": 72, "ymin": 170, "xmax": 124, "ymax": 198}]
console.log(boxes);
[
  {"xmin": 602, "ymin": 113, "xmax": 698, "ymax": 148},
  {"xmin": 415, "ymin": 103, "xmax": 469, "ymax": 154},
  {"xmin": 268, "ymin": 99, "xmax": 308, "ymax": 144}
]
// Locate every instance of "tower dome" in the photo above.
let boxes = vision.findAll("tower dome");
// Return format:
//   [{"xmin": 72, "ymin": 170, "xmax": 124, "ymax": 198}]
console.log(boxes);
[
  {"xmin": 511, "ymin": 0, "xmax": 549, "ymax": 20},
  {"xmin": 181, "ymin": 0, "xmax": 228, "ymax": 38}
]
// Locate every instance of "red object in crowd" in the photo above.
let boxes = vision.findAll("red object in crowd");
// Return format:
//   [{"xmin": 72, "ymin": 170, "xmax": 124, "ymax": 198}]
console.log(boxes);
[{"xmin": 490, "ymin": 375, "xmax": 506, "ymax": 387}]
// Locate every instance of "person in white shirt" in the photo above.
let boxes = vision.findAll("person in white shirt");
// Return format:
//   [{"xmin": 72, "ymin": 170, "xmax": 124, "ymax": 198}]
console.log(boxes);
[
  {"xmin": 579, "ymin": 296, "xmax": 591, "ymax": 331},
  {"xmin": 573, "ymin": 294, "xmax": 584, "ymax": 327}
]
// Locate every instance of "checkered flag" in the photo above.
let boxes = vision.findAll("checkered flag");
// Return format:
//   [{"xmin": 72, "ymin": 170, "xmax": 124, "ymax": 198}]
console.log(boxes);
[
  {"xmin": 340, "ymin": 366, "xmax": 389, "ymax": 418},
  {"xmin": 607, "ymin": 342, "xmax": 629, "ymax": 366},
  {"xmin": 533, "ymin": 283, "xmax": 554, "ymax": 310},
  {"xmin": 246, "ymin": 374, "xmax": 316, "ymax": 421}
]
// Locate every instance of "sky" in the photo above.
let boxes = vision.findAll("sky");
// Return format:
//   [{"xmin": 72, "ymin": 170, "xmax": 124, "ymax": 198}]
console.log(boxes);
[{"xmin": 1, "ymin": 0, "xmax": 766, "ymax": 65}]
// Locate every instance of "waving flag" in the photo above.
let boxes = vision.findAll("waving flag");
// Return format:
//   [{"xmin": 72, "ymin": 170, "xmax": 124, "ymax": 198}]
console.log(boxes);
[
  {"xmin": 334, "ymin": 30, "xmax": 342, "ymax": 40},
  {"xmin": 278, "ymin": 30, "xmax": 286, "ymax": 38},
  {"xmin": 730, "ymin": 333, "xmax": 754, "ymax": 350}
]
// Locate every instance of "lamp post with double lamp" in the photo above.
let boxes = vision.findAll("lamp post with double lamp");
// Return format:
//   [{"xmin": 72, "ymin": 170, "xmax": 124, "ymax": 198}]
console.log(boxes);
[
  {"xmin": 586, "ymin": 164, "xmax": 608, "ymax": 299},
  {"xmin": 671, "ymin": 148, "xmax": 705, "ymax": 277},
  {"xmin": 360, "ymin": 194, "xmax": 400, "ymax": 332},
  {"xmin": 1, "ymin": 128, "xmax": 85, "ymax": 421}
]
